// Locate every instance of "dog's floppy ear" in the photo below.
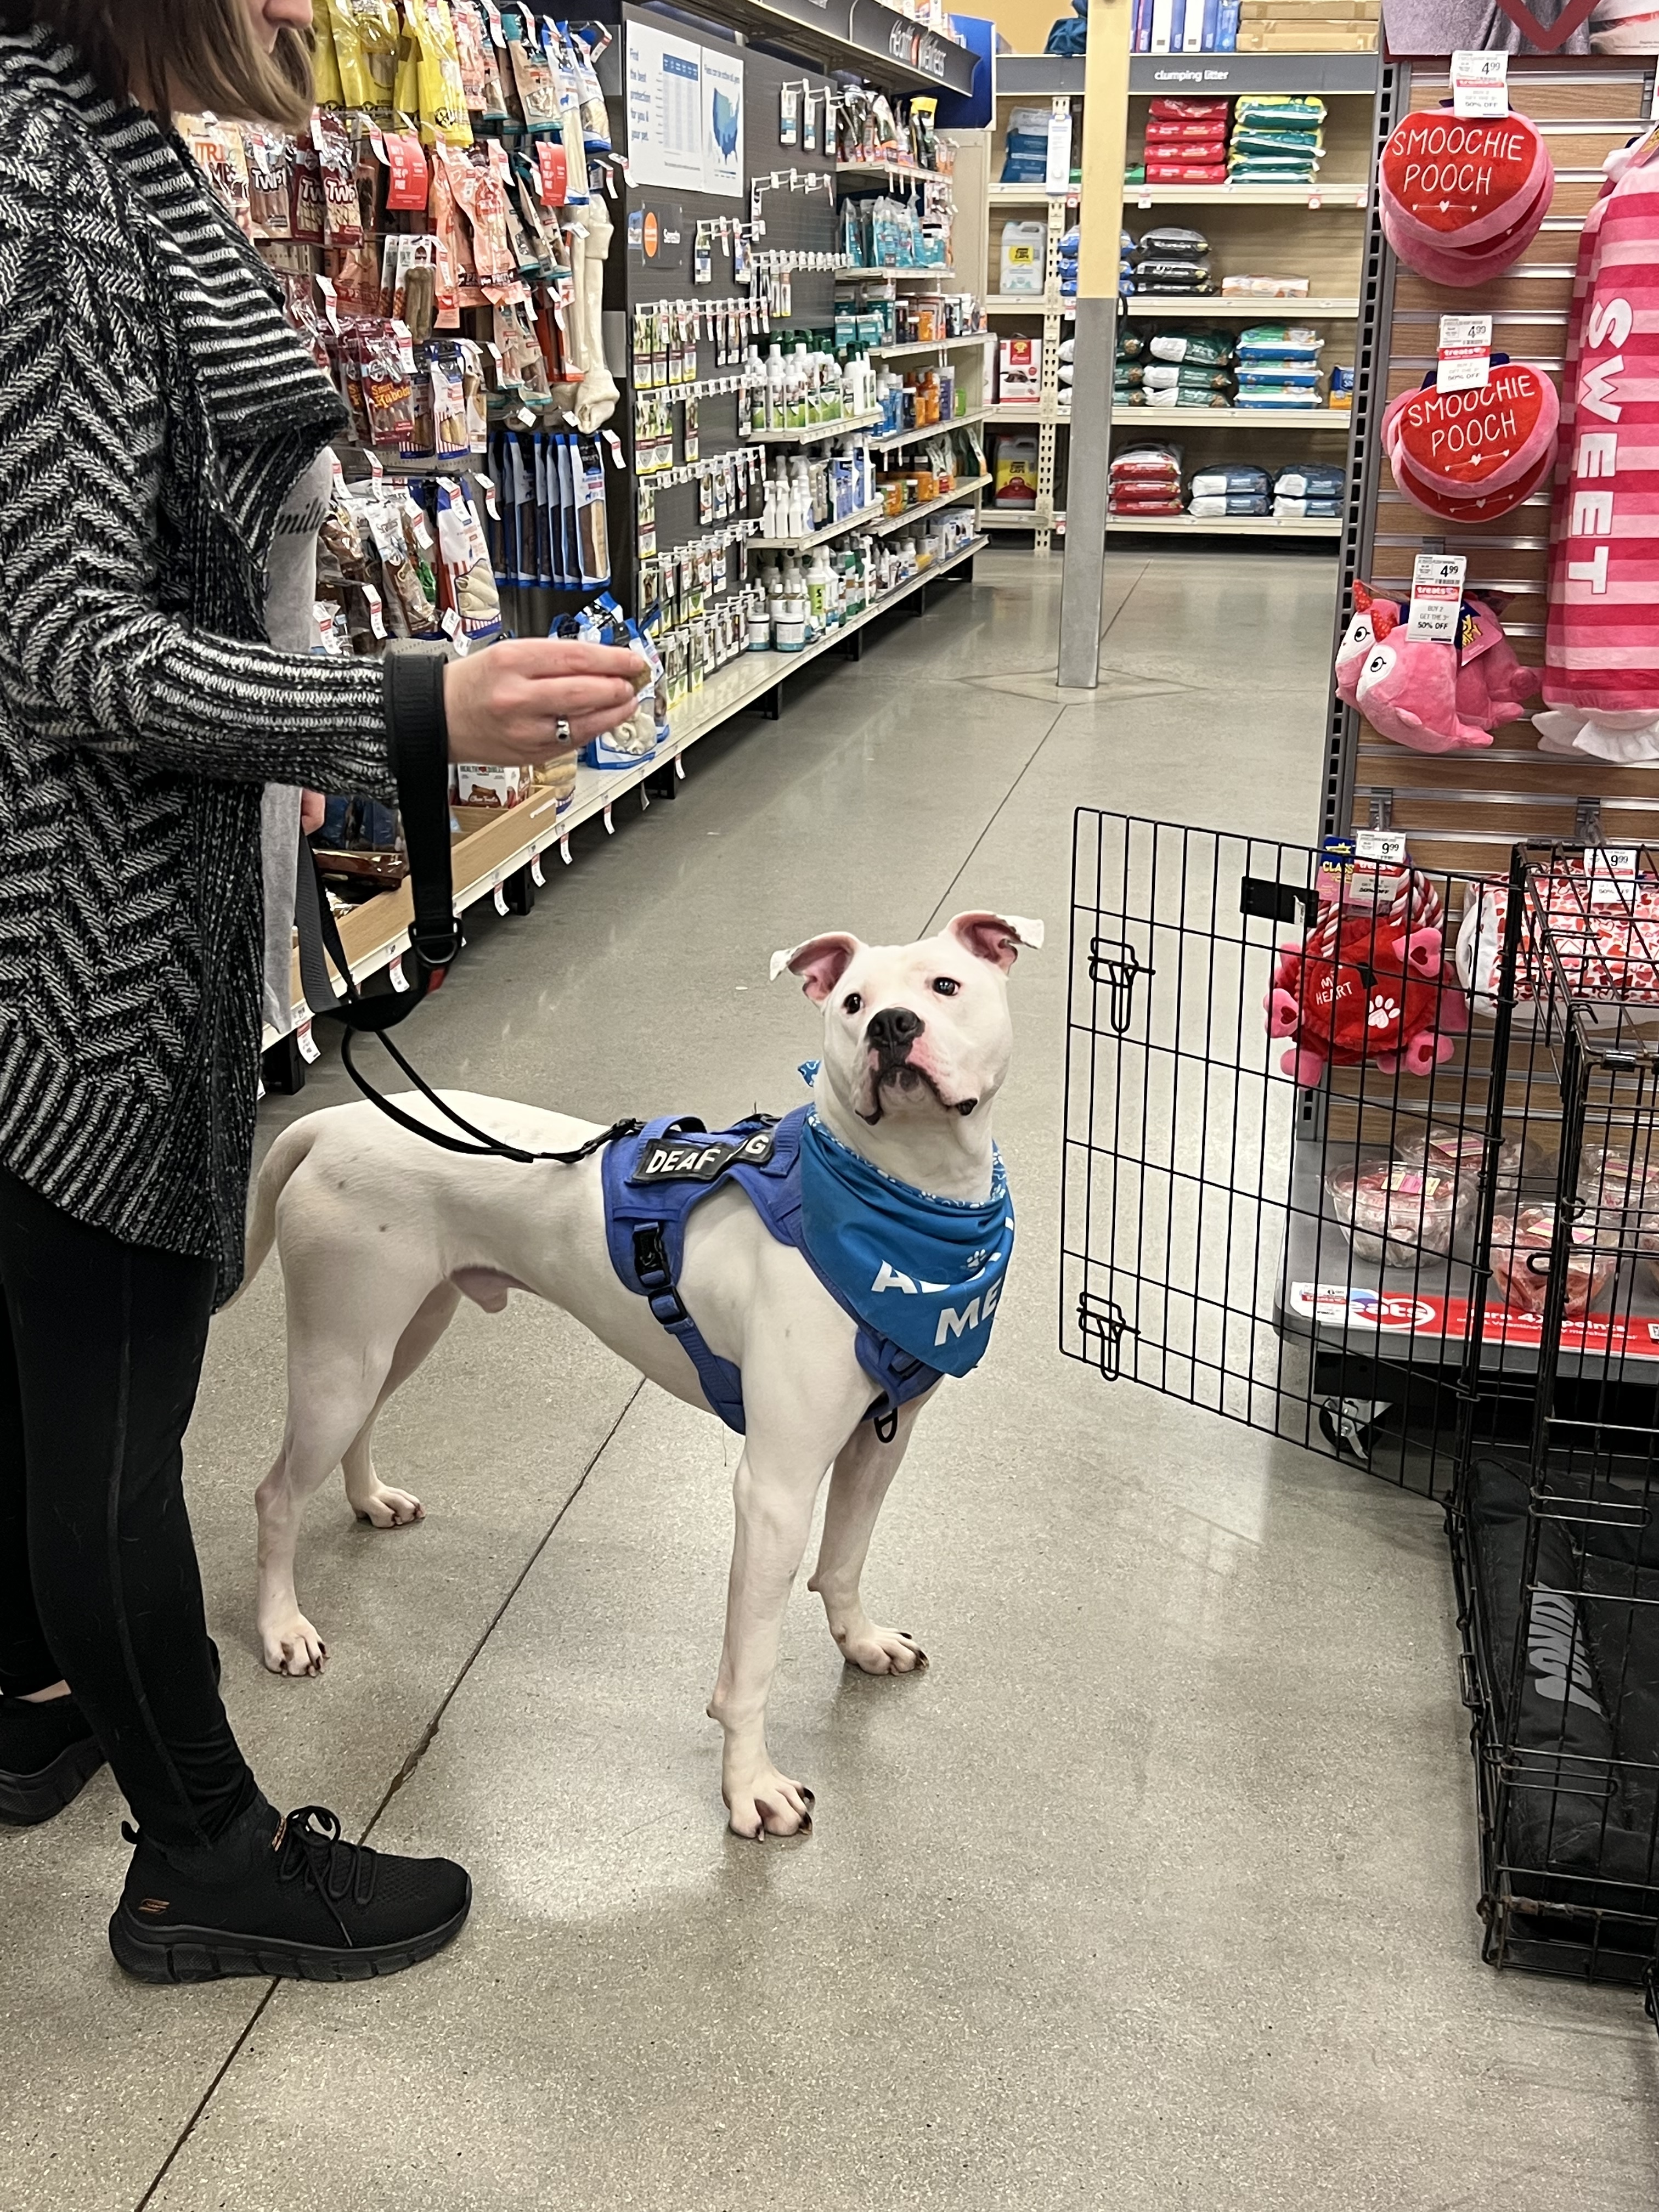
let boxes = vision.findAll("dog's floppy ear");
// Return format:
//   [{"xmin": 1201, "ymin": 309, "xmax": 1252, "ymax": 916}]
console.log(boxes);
[
  {"xmin": 769, "ymin": 932, "xmax": 863, "ymax": 1002},
  {"xmin": 946, "ymin": 912, "xmax": 1045, "ymax": 973}
]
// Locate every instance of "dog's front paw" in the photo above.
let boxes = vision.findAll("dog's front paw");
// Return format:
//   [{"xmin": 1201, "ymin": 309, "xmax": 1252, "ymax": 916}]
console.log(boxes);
[
  {"xmin": 260, "ymin": 1615, "xmax": 328, "ymax": 1678},
  {"xmin": 833, "ymin": 1620, "xmax": 929, "ymax": 1675},
  {"xmin": 354, "ymin": 1485, "xmax": 424, "ymax": 1530},
  {"xmin": 724, "ymin": 1762, "xmax": 815, "ymax": 1841}
]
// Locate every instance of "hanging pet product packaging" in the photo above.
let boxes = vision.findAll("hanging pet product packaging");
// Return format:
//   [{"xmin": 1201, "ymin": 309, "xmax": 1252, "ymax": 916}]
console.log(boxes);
[
  {"xmin": 1381, "ymin": 359, "xmax": 1560, "ymax": 524},
  {"xmin": 1541, "ymin": 135, "xmax": 1659, "ymax": 765}
]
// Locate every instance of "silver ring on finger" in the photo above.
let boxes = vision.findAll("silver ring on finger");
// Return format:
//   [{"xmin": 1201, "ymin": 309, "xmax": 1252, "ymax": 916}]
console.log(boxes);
[{"xmin": 555, "ymin": 716, "xmax": 572, "ymax": 743}]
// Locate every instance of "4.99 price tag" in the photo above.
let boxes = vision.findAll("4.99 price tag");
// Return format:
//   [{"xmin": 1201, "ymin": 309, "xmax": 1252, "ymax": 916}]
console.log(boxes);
[
  {"xmin": 1406, "ymin": 552, "xmax": 1466, "ymax": 643},
  {"xmin": 1436, "ymin": 313, "xmax": 1492, "ymax": 393}
]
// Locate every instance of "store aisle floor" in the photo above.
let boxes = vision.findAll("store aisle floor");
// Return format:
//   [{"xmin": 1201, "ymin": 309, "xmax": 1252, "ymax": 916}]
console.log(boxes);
[{"xmin": 5, "ymin": 551, "xmax": 1656, "ymax": 2212}]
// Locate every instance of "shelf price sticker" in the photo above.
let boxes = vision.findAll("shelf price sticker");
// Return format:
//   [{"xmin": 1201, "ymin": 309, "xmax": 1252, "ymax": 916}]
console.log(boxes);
[
  {"xmin": 531, "ymin": 851, "xmax": 546, "ymax": 887},
  {"xmin": 1406, "ymin": 552, "xmax": 1467, "ymax": 643},
  {"xmin": 1588, "ymin": 846, "xmax": 1639, "ymax": 907},
  {"xmin": 493, "ymin": 877, "xmax": 509, "ymax": 916},
  {"xmin": 1436, "ymin": 313, "xmax": 1492, "ymax": 394},
  {"xmin": 388, "ymin": 954, "xmax": 409, "ymax": 993},
  {"xmin": 1451, "ymin": 50, "xmax": 1508, "ymax": 119},
  {"xmin": 296, "ymin": 1018, "xmax": 319, "ymax": 1066},
  {"xmin": 1355, "ymin": 828, "xmax": 1407, "ymax": 864}
]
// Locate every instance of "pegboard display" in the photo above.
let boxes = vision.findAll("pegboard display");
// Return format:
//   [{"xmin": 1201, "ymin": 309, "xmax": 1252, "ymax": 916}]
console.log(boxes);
[
  {"xmin": 1332, "ymin": 55, "xmax": 1659, "ymax": 871},
  {"xmin": 597, "ymin": 9, "xmax": 840, "ymax": 618}
]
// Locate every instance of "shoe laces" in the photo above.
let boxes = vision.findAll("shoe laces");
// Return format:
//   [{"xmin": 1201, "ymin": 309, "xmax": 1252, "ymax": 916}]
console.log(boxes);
[{"xmin": 274, "ymin": 1805, "xmax": 378, "ymax": 1942}]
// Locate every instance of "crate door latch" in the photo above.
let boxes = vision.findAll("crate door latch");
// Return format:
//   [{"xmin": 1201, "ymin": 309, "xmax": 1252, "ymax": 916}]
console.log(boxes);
[
  {"xmin": 1087, "ymin": 938, "xmax": 1150, "ymax": 1035},
  {"xmin": 1077, "ymin": 1293, "xmax": 1134, "ymax": 1380}
]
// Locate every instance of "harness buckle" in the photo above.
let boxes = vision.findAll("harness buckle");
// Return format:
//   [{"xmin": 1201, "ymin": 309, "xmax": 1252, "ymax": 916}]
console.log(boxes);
[
  {"xmin": 873, "ymin": 1401, "xmax": 899, "ymax": 1444},
  {"xmin": 633, "ymin": 1224, "xmax": 688, "ymax": 1324}
]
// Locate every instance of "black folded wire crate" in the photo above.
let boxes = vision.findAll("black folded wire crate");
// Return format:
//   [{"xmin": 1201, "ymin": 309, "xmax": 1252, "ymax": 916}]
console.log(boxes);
[
  {"xmin": 1062, "ymin": 814, "xmax": 1659, "ymax": 1996},
  {"xmin": 1448, "ymin": 846, "xmax": 1659, "ymax": 1986}
]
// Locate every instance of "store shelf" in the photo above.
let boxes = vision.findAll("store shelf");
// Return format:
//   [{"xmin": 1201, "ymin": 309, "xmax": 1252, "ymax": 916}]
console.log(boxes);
[
  {"xmin": 1125, "ymin": 405, "xmax": 1352, "ymax": 429},
  {"xmin": 866, "ymin": 473, "xmax": 991, "ymax": 537},
  {"xmin": 978, "ymin": 508, "xmax": 1049, "ymax": 529},
  {"xmin": 986, "ymin": 402, "xmax": 1068, "ymax": 425},
  {"xmin": 375, "ymin": 450, "xmax": 488, "ymax": 476},
  {"xmin": 748, "ymin": 500, "xmax": 887, "ymax": 554},
  {"xmin": 278, "ymin": 540, "xmax": 987, "ymax": 1034},
  {"xmin": 753, "ymin": 408, "xmax": 883, "ymax": 445},
  {"xmin": 837, "ymin": 265, "xmax": 957, "ymax": 283},
  {"xmin": 664, "ymin": 0, "xmax": 975, "ymax": 94},
  {"xmin": 837, "ymin": 160, "xmax": 949, "ymax": 186},
  {"xmin": 870, "ymin": 333, "xmax": 993, "ymax": 360},
  {"xmin": 1128, "ymin": 54, "xmax": 1380, "ymax": 97},
  {"xmin": 984, "ymin": 294, "xmax": 1075, "ymax": 315},
  {"xmin": 995, "ymin": 55, "xmax": 1086, "ymax": 97},
  {"xmin": 865, "ymin": 405, "xmax": 991, "ymax": 454},
  {"xmin": 987, "ymin": 184, "xmax": 1078, "ymax": 205},
  {"xmin": 1123, "ymin": 182, "xmax": 1369, "ymax": 206},
  {"xmin": 1106, "ymin": 513, "xmax": 1342, "ymax": 537},
  {"xmin": 1121, "ymin": 295, "xmax": 1359, "ymax": 318}
]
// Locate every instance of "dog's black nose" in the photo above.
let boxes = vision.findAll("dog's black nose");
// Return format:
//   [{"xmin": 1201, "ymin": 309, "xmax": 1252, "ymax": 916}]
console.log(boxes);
[{"xmin": 867, "ymin": 1006, "xmax": 924, "ymax": 1052}]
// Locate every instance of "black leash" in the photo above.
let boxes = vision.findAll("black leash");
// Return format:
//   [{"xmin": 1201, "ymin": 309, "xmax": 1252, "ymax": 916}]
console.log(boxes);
[{"xmin": 292, "ymin": 644, "xmax": 641, "ymax": 1170}]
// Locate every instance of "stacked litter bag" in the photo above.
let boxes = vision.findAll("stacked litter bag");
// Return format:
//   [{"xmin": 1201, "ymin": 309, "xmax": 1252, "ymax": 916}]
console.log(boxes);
[
  {"xmin": 1059, "ymin": 223, "xmax": 1079, "ymax": 302},
  {"xmin": 1229, "ymin": 96, "xmax": 1325, "ymax": 185},
  {"xmin": 1115, "ymin": 328, "xmax": 1234, "ymax": 409},
  {"xmin": 1130, "ymin": 225, "xmax": 1213, "ymax": 295},
  {"xmin": 1143, "ymin": 97, "xmax": 1229, "ymax": 185},
  {"xmin": 1272, "ymin": 462, "xmax": 1345, "ymax": 520},
  {"xmin": 1110, "ymin": 445, "xmax": 1184, "ymax": 519},
  {"xmin": 1234, "ymin": 323, "xmax": 1325, "ymax": 409},
  {"xmin": 1183, "ymin": 462, "xmax": 1346, "ymax": 523},
  {"xmin": 1119, "ymin": 228, "xmax": 1135, "ymax": 298},
  {"xmin": 1000, "ymin": 106, "xmax": 1059, "ymax": 185}
]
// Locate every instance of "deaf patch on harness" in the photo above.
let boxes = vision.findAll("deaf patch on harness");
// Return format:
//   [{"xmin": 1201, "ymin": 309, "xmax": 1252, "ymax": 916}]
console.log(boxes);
[{"xmin": 629, "ymin": 1128, "xmax": 778, "ymax": 1184}]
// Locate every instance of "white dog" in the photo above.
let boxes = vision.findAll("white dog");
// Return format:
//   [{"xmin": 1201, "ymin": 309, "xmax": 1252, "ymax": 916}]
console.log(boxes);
[{"xmin": 242, "ymin": 911, "xmax": 1039, "ymax": 1838}]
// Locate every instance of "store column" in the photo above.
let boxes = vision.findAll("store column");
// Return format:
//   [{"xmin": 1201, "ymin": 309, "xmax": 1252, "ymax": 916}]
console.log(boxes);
[{"xmin": 1056, "ymin": 0, "xmax": 1131, "ymax": 689}]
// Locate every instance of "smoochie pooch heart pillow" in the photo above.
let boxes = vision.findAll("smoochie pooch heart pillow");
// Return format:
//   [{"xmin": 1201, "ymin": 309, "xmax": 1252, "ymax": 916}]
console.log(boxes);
[
  {"xmin": 1381, "ymin": 362, "xmax": 1560, "ymax": 523},
  {"xmin": 1379, "ymin": 107, "xmax": 1555, "ymax": 283}
]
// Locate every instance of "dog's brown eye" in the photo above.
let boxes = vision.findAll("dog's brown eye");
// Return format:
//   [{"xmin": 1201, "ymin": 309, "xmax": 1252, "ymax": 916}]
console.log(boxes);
[
  {"xmin": 932, "ymin": 977, "xmax": 960, "ymax": 996},
  {"xmin": 843, "ymin": 992, "xmax": 862, "ymax": 1014}
]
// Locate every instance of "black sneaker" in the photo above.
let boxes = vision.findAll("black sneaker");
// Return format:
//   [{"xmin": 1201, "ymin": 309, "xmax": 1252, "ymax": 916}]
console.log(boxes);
[
  {"xmin": 109, "ymin": 1796, "xmax": 472, "ymax": 1984},
  {"xmin": 0, "ymin": 1692, "xmax": 105, "ymax": 1826}
]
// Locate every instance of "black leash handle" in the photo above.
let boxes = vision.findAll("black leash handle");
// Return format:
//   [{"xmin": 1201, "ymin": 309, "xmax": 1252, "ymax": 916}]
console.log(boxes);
[{"xmin": 292, "ymin": 643, "xmax": 636, "ymax": 1170}]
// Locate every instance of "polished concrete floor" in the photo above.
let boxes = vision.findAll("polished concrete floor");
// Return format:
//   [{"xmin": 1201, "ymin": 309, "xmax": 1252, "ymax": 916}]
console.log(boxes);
[{"xmin": 5, "ymin": 550, "xmax": 1657, "ymax": 2211}]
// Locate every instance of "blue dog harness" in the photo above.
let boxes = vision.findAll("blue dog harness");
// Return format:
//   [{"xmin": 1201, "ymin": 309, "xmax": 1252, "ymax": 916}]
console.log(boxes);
[{"xmin": 601, "ymin": 1102, "xmax": 1012, "ymax": 1436}]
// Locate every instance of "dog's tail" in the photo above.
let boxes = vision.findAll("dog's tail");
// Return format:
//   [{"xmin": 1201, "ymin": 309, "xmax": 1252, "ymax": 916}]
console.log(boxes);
[{"xmin": 238, "ymin": 1119, "xmax": 323, "ymax": 1296}]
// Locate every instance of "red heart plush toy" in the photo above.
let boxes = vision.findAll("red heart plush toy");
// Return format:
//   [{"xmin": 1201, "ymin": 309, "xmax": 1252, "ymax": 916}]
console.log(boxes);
[
  {"xmin": 1379, "ymin": 107, "xmax": 1554, "ymax": 283},
  {"xmin": 1265, "ymin": 869, "xmax": 1469, "ymax": 1085}
]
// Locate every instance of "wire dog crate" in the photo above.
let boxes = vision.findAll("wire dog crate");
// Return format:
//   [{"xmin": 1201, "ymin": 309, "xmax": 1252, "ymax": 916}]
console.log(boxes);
[
  {"xmin": 1062, "ymin": 813, "xmax": 1659, "ymax": 1996},
  {"xmin": 1062, "ymin": 810, "xmax": 1505, "ymax": 1500},
  {"xmin": 1448, "ymin": 844, "xmax": 1659, "ymax": 1987}
]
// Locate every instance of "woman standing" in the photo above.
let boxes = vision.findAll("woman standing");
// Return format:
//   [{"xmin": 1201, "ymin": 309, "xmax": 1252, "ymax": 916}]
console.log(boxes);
[{"xmin": 0, "ymin": 0, "xmax": 643, "ymax": 1982}]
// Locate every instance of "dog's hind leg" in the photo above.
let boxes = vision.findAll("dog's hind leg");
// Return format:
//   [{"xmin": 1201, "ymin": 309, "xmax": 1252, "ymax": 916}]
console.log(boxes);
[
  {"xmin": 256, "ymin": 1297, "xmax": 434, "ymax": 1677},
  {"xmin": 340, "ymin": 1283, "xmax": 462, "ymax": 1529},
  {"xmin": 808, "ymin": 1390, "xmax": 936, "ymax": 1675}
]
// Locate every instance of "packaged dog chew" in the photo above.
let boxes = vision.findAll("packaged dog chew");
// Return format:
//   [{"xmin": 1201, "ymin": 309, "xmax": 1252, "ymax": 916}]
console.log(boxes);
[
  {"xmin": 245, "ymin": 127, "xmax": 294, "ymax": 238},
  {"xmin": 314, "ymin": 112, "xmax": 363, "ymax": 247},
  {"xmin": 1489, "ymin": 1204, "xmax": 1615, "ymax": 1318}
]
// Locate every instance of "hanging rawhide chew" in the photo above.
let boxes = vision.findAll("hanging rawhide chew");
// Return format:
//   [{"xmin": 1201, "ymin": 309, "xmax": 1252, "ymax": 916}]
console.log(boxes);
[{"xmin": 1379, "ymin": 105, "xmax": 1554, "ymax": 281}]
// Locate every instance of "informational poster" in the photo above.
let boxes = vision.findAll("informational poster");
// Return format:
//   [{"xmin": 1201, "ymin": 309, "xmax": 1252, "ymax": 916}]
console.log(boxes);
[
  {"xmin": 701, "ymin": 47, "xmax": 745, "ymax": 200},
  {"xmin": 626, "ymin": 25, "xmax": 746, "ymax": 199}
]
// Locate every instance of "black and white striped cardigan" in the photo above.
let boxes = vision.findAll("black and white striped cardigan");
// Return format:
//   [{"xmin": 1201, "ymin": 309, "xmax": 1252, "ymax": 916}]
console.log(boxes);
[{"xmin": 0, "ymin": 27, "xmax": 400, "ymax": 1299}]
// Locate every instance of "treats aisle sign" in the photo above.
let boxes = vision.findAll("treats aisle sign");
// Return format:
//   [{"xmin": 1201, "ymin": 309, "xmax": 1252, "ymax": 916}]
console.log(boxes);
[{"xmin": 625, "ymin": 23, "xmax": 745, "ymax": 198}]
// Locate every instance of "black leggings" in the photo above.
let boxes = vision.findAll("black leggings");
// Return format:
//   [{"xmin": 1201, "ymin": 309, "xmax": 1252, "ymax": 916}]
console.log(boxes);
[{"xmin": 0, "ymin": 1166, "xmax": 255, "ymax": 1848}]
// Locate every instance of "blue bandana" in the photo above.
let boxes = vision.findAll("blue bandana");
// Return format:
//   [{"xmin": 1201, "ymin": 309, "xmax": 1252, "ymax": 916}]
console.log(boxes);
[{"xmin": 796, "ymin": 1065, "xmax": 1014, "ymax": 1379}]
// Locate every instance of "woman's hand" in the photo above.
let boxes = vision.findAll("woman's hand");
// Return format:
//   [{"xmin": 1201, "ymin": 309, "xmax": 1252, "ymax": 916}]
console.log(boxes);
[{"xmin": 442, "ymin": 639, "xmax": 647, "ymax": 767}]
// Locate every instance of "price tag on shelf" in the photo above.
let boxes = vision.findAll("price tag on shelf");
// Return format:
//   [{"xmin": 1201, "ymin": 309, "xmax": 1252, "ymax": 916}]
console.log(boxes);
[
  {"xmin": 1437, "ymin": 313, "xmax": 1492, "ymax": 393},
  {"xmin": 674, "ymin": 753, "xmax": 686, "ymax": 781},
  {"xmin": 1353, "ymin": 829, "xmax": 1407, "ymax": 864},
  {"xmin": 1406, "ymin": 552, "xmax": 1466, "ymax": 643},
  {"xmin": 640, "ymin": 783, "xmax": 651, "ymax": 810},
  {"xmin": 531, "ymin": 851, "xmax": 546, "ymax": 887},
  {"xmin": 602, "ymin": 802, "xmax": 614, "ymax": 835},
  {"xmin": 559, "ymin": 833, "xmax": 573, "ymax": 866},
  {"xmin": 388, "ymin": 954, "xmax": 409, "ymax": 993},
  {"xmin": 493, "ymin": 879, "xmax": 509, "ymax": 916},
  {"xmin": 1588, "ymin": 847, "xmax": 1639, "ymax": 906},
  {"xmin": 296, "ymin": 1018, "xmax": 319, "ymax": 1066},
  {"xmin": 1451, "ymin": 50, "xmax": 1508, "ymax": 119}
]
